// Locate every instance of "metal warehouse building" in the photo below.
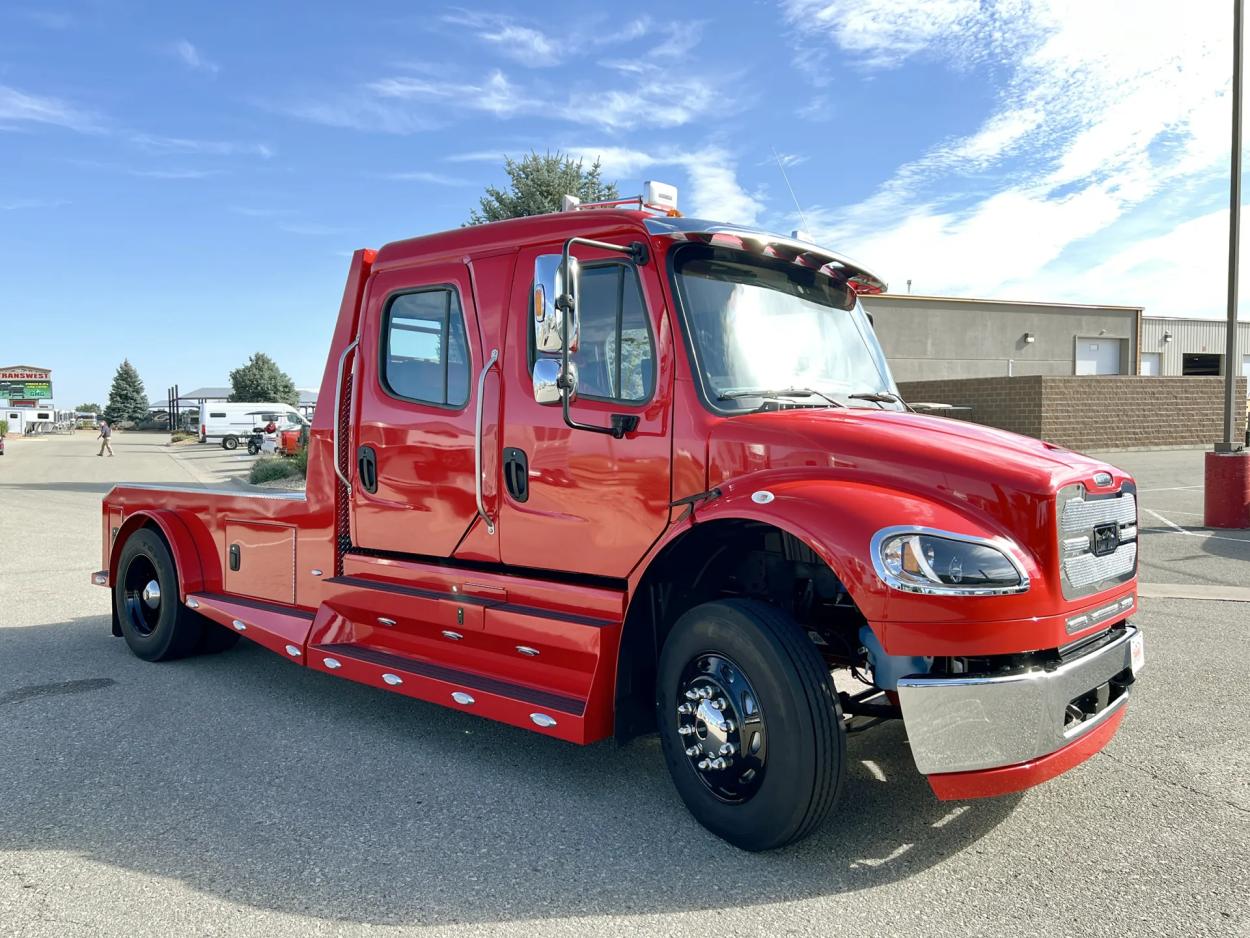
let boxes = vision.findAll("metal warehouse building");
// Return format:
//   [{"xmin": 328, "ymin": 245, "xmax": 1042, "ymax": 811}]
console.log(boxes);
[
  {"xmin": 1139, "ymin": 317, "xmax": 1250, "ymax": 378},
  {"xmin": 860, "ymin": 294, "xmax": 1142, "ymax": 382}
]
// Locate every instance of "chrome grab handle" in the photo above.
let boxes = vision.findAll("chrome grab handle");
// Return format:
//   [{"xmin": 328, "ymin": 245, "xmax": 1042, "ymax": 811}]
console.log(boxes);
[
  {"xmin": 474, "ymin": 348, "xmax": 500, "ymax": 535},
  {"xmin": 332, "ymin": 338, "xmax": 359, "ymax": 491}
]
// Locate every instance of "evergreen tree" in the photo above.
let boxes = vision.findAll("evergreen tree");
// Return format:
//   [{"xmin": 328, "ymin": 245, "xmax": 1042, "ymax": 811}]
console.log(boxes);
[
  {"xmin": 229, "ymin": 352, "xmax": 299, "ymax": 406},
  {"xmin": 76, "ymin": 402, "xmax": 101, "ymax": 413},
  {"xmin": 103, "ymin": 360, "xmax": 149, "ymax": 424},
  {"xmin": 468, "ymin": 151, "xmax": 619, "ymax": 224}
]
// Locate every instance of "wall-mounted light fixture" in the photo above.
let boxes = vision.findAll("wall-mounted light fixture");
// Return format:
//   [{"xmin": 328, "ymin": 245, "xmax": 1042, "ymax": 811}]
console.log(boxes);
[
  {"xmin": 1163, "ymin": 331, "xmax": 1174, "ymax": 343},
  {"xmin": 1023, "ymin": 332, "xmax": 1036, "ymax": 344}
]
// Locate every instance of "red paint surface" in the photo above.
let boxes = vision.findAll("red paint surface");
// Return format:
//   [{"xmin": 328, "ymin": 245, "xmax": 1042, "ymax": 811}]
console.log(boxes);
[
  {"xmin": 96, "ymin": 212, "xmax": 1141, "ymax": 791},
  {"xmin": 1203, "ymin": 451, "xmax": 1250, "ymax": 528},
  {"xmin": 927, "ymin": 705, "xmax": 1127, "ymax": 801}
]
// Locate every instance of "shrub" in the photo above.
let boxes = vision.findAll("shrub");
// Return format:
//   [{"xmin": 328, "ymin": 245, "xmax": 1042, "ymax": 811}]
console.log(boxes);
[
  {"xmin": 0, "ymin": 419, "xmax": 7, "ymax": 438},
  {"xmin": 292, "ymin": 447, "xmax": 309, "ymax": 477},
  {"xmin": 170, "ymin": 431, "xmax": 196, "ymax": 443},
  {"xmin": 248, "ymin": 457, "xmax": 300, "ymax": 485}
]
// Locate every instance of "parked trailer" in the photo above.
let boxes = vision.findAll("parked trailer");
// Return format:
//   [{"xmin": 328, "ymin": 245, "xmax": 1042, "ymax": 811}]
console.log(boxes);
[
  {"xmin": 95, "ymin": 187, "xmax": 1143, "ymax": 851},
  {"xmin": 198, "ymin": 402, "xmax": 308, "ymax": 450}
]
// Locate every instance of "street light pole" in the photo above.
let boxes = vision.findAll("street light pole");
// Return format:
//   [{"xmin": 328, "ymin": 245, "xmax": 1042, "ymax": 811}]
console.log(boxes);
[
  {"xmin": 1206, "ymin": 0, "xmax": 1250, "ymax": 528},
  {"xmin": 1220, "ymin": 0, "xmax": 1244, "ymax": 453}
]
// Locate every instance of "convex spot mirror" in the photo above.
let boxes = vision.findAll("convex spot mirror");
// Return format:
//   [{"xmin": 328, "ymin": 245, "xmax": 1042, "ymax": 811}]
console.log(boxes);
[
  {"xmin": 533, "ymin": 358, "xmax": 578, "ymax": 405},
  {"xmin": 534, "ymin": 253, "xmax": 580, "ymax": 354}
]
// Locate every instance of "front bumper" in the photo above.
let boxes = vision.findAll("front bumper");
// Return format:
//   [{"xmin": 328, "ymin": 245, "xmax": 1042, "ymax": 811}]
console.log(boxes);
[{"xmin": 896, "ymin": 623, "xmax": 1140, "ymax": 776}]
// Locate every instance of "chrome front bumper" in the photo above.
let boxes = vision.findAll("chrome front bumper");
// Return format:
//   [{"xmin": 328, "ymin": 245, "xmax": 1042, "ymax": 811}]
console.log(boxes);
[{"xmin": 897, "ymin": 625, "xmax": 1141, "ymax": 775}]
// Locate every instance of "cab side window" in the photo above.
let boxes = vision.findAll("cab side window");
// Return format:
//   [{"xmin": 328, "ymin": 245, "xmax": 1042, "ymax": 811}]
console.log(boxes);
[
  {"xmin": 382, "ymin": 288, "xmax": 470, "ymax": 407},
  {"xmin": 571, "ymin": 265, "xmax": 654, "ymax": 403}
]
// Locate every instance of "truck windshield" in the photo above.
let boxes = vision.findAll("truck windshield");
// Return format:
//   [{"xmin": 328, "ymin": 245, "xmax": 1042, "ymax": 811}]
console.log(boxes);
[{"xmin": 671, "ymin": 245, "xmax": 899, "ymax": 412}]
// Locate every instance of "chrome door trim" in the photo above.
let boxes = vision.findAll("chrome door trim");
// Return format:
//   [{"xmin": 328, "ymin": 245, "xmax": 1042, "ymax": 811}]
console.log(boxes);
[{"xmin": 474, "ymin": 348, "xmax": 500, "ymax": 535}]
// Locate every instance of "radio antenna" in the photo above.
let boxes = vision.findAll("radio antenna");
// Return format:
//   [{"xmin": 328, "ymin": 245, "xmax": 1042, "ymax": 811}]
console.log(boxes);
[{"xmin": 772, "ymin": 147, "xmax": 810, "ymax": 234}]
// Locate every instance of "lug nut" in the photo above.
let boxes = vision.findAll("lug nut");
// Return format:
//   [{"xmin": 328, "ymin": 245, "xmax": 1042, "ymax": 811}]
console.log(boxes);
[
  {"xmin": 677, "ymin": 702, "xmax": 695, "ymax": 715},
  {"xmin": 678, "ymin": 725, "xmax": 695, "ymax": 736},
  {"xmin": 713, "ymin": 698, "xmax": 728, "ymax": 711},
  {"xmin": 723, "ymin": 720, "xmax": 736, "ymax": 733},
  {"xmin": 719, "ymin": 743, "xmax": 736, "ymax": 756},
  {"xmin": 685, "ymin": 689, "xmax": 700, "ymax": 701},
  {"xmin": 699, "ymin": 687, "xmax": 714, "ymax": 699},
  {"xmin": 697, "ymin": 758, "xmax": 711, "ymax": 771},
  {"xmin": 709, "ymin": 757, "xmax": 731, "ymax": 770},
  {"xmin": 685, "ymin": 745, "xmax": 701, "ymax": 757}
]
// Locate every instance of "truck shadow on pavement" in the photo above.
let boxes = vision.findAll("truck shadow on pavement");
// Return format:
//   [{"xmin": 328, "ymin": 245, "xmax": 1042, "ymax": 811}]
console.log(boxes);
[{"xmin": 0, "ymin": 617, "xmax": 1022, "ymax": 928}]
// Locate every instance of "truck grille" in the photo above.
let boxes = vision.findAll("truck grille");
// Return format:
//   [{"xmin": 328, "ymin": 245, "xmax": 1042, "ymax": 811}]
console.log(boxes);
[{"xmin": 1057, "ymin": 483, "xmax": 1138, "ymax": 599}]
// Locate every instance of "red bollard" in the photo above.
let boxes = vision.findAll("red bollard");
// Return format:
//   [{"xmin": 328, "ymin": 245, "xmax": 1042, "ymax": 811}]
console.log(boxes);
[{"xmin": 1203, "ymin": 451, "xmax": 1250, "ymax": 528}]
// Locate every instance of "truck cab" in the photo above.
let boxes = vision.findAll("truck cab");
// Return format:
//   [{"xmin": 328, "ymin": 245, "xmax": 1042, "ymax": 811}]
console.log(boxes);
[{"xmin": 97, "ymin": 188, "xmax": 1143, "ymax": 851}]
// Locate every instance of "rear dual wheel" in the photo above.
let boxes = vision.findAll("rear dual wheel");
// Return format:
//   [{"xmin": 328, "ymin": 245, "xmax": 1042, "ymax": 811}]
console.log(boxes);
[
  {"xmin": 657, "ymin": 599, "xmax": 845, "ymax": 852},
  {"xmin": 114, "ymin": 528, "xmax": 238, "ymax": 660}
]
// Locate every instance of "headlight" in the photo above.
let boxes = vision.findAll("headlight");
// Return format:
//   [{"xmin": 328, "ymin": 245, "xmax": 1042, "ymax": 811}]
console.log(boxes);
[{"xmin": 871, "ymin": 527, "xmax": 1029, "ymax": 595}]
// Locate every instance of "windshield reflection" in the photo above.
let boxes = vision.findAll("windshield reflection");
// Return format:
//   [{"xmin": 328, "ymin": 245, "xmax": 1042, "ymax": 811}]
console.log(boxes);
[{"xmin": 671, "ymin": 245, "xmax": 899, "ymax": 412}]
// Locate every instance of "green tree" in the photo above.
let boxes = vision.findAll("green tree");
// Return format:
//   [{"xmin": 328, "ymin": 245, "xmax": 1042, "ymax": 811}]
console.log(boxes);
[
  {"xmin": 103, "ymin": 360, "xmax": 149, "ymax": 424},
  {"xmin": 76, "ymin": 402, "xmax": 101, "ymax": 413},
  {"xmin": 229, "ymin": 352, "xmax": 298, "ymax": 406},
  {"xmin": 468, "ymin": 151, "xmax": 619, "ymax": 224}
]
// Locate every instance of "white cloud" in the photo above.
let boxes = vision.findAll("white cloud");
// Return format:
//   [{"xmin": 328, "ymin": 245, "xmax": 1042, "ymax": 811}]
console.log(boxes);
[
  {"xmin": 0, "ymin": 84, "xmax": 99, "ymax": 132},
  {"xmin": 170, "ymin": 39, "xmax": 219, "ymax": 74},
  {"xmin": 377, "ymin": 170, "xmax": 475, "ymax": 185},
  {"xmin": 293, "ymin": 65, "xmax": 721, "ymax": 134},
  {"xmin": 129, "ymin": 168, "xmax": 223, "ymax": 180},
  {"xmin": 130, "ymin": 134, "xmax": 272, "ymax": 158},
  {"xmin": 784, "ymin": 0, "xmax": 1238, "ymax": 315},
  {"xmin": 2, "ymin": 197, "xmax": 70, "ymax": 211},
  {"xmin": 565, "ymin": 145, "xmax": 765, "ymax": 225}
]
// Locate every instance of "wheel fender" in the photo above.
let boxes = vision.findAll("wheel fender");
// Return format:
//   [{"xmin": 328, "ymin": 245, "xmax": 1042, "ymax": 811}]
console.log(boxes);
[
  {"xmin": 109, "ymin": 509, "xmax": 216, "ymax": 603},
  {"xmin": 684, "ymin": 473, "xmax": 1035, "ymax": 635}
]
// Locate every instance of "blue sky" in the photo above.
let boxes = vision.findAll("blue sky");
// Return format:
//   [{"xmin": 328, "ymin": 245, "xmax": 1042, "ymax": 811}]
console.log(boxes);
[{"xmin": 0, "ymin": 0, "xmax": 1241, "ymax": 408}]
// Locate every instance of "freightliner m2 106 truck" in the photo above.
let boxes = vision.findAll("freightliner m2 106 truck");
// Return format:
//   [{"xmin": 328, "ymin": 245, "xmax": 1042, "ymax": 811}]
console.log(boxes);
[{"xmin": 95, "ymin": 185, "xmax": 1144, "ymax": 851}]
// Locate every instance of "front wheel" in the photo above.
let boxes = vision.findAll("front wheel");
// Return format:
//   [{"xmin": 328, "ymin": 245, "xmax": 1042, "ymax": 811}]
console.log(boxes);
[
  {"xmin": 246, "ymin": 440, "xmax": 260, "ymax": 455},
  {"xmin": 222, "ymin": 435, "xmax": 238, "ymax": 450},
  {"xmin": 656, "ymin": 599, "xmax": 845, "ymax": 851}
]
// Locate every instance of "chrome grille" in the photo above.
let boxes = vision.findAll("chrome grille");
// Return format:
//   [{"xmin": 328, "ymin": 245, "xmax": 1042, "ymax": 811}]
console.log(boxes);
[
  {"xmin": 1057, "ymin": 483, "xmax": 1138, "ymax": 599},
  {"xmin": 1060, "ymin": 493, "xmax": 1137, "ymax": 533}
]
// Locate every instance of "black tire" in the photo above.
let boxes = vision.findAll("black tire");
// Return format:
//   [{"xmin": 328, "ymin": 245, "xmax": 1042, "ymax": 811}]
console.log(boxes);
[
  {"xmin": 222, "ymin": 435, "xmax": 239, "ymax": 450},
  {"xmin": 113, "ymin": 528, "xmax": 204, "ymax": 661},
  {"xmin": 656, "ymin": 599, "xmax": 845, "ymax": 851}
]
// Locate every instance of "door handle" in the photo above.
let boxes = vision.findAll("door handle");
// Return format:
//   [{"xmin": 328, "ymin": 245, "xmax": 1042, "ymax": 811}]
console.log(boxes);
[
  {"xmin": 474, "ymin": 348, "xmax": 500, "ymax": 535},
  {"xmin": 356, "ymin": 446, "xmax": 378, "ymax": 494},
  {"xmin": 503, "ymin": 447, "xmax": 529, "ymax": 502}
]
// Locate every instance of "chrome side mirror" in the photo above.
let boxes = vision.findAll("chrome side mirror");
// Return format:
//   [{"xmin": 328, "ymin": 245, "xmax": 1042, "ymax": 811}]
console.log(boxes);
[
  {"xmin": 534, "ymin": 253, "xmax": 580, "ymax": 354},
  {"xmin": 533, "ymin": 358, "xmax": 577, "ymax": 405}
]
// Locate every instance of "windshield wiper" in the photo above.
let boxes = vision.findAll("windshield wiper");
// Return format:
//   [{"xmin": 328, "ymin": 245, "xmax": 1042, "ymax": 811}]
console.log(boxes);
[
  {"xmin": 718, "ymin": 387, "xmax": 845, "ymax": 408},
  {"xmin": 847, "ymin": 391, "xmax": 913, "ymax": 411}
]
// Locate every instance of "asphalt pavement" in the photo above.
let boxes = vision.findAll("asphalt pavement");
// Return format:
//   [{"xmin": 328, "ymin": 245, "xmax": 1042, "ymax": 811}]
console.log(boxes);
[{"xmin": 0, "ymin": 432, "xmax": 1246, "ymax": 937}]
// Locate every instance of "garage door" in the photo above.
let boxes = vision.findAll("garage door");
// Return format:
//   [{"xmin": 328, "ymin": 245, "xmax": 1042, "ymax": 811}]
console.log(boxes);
[
  {"xmin": 1076, "ymin": 339, "xmax": 1122, "ymax": 375},
  {"xmin": 1243, "ymin": 354, "xmax": 1250, "ymax": 378},
  {"xmin": 1140, "ymin": 352, "xmax": 1161, "ymax": 376}
]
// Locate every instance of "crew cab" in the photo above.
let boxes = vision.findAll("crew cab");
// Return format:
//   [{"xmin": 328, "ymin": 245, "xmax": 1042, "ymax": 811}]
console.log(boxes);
[{"xmin": 95, "ymin": 185, "xmax": 1144, "ymax": 851}]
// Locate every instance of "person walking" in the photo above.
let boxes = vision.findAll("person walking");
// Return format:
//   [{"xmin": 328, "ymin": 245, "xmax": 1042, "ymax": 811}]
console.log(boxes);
[{"xmin": 97, "ymin": 419, "xmax": 114, "ymax": 457}]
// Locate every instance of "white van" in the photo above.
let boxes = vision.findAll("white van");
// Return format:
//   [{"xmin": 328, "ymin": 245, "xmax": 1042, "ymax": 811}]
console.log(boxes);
[{"xmin": 199, "ymin": 402, "xmax": 308, "ymax": 450}]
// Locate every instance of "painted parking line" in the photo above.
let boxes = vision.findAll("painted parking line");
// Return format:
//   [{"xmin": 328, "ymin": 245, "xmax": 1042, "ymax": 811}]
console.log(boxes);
[{"xmin": 1141, "ymin": 507, "xmax": 1250, "ymax": 543}]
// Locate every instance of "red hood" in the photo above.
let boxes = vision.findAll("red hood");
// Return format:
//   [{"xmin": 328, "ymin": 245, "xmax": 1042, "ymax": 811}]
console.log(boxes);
[{"xmin": 706, "ymin": 408, "xmax": 1129, "ymax": 531}]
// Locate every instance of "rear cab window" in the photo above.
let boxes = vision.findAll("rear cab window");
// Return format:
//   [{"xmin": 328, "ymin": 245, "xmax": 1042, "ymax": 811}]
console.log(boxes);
[{"xmin": 381, "ymin": 288, "xmax": 471, "ymax": 408}]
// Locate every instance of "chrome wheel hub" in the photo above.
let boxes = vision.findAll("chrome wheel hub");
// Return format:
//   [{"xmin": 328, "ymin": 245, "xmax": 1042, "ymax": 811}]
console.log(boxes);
[
  {"xmin": 675, "ymin": 653, "xmax": 767, "ymax": 803},
  {"xmin": 141, "ymin": 580, "xmax": 161, "ymax": 609}
]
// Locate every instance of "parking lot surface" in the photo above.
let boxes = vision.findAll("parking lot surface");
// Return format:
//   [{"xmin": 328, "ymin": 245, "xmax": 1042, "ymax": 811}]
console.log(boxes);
[{"xmin": 0, "ymin": 433, "xmax": 1246, "ymax": 937}]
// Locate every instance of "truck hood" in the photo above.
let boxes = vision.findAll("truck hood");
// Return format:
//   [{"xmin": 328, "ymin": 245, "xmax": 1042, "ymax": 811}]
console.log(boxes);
[{"xmin": 706, "ymin": 408, "xmax": 1128, "ymax": 530}]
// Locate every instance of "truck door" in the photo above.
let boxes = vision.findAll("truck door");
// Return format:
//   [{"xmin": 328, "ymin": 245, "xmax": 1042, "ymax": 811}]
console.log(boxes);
[
  {"xmin": 350, "ymin": 261, "xmax": 493, "ymax": 559},
  {"xmin": 497, "ymin": 239, "xmax": 675, "ymax": 578}
]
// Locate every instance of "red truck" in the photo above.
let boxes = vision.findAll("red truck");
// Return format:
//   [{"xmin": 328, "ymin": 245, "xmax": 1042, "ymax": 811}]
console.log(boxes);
[{"xmin": 94, "ymin": 187, "xmax": 1144, "ymax": 851}]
